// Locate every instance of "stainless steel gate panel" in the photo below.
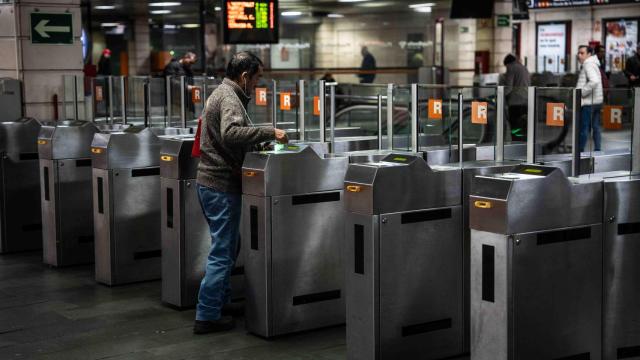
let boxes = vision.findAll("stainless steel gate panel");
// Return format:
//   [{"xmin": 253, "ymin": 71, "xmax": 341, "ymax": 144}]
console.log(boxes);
[
  {"xmin": 40, "ymin": 158, "xmax": 95, "ymax": 266},
  {"xmin": 270, "ymin": 191, "xmax": 345, "ymax": 336},
  {"xmin": 0, "ymin": 118, "xmax": 50, "ymax": 253},
  {"xmin": 471, "ymin": 226, "xmax": 603, "ymax": 360},
  {"xmin": 603, "ymin": 177, "xmax": 640, "ymax": 359},
  {"xmin": 242, "ymin": 194, "xmax": 271, "ymax": 337},
  {"xmin": 93, "ymin": 167, "xmax": 113, "ymax": 284},
  {"xmin": 379, "ymin": 206, "xmax": 463, "ymax": 360},
  {"xmin": 345, "ymin": 212, "xmax": 379, "ymax": 360},
  {"xmin": 93, "ymin": 167, "xmax": 161, "ymax": 285},
  {"xmin": 469, "ymin": 164, "xmax": 604, "ymax": 360},
  {"xmin": 161, "ymin": 178, "xmax": 211, "ymax": 307},
  {"xmin": 594, "ymin": 151, "xmax": 631, "ymax": 173}
]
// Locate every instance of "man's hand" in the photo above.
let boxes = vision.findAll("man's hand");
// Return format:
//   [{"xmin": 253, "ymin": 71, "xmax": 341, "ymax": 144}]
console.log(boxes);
[
  {"xmin": 274, "ymin": 129, "xmax": 288, "ymax": 144},
  {"xmin": 631, "ymin": 75, "xmax": 638, "ymax": 81}
]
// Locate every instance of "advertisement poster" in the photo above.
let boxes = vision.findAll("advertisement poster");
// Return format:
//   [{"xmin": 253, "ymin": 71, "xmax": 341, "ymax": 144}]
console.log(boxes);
[
  {"xmin": 605, "ymin": 19, "xmax": 638, "ymax": 72},
  {"xmin": 537, "ymin": 23, "xmax": 567, "ymax": 73}
]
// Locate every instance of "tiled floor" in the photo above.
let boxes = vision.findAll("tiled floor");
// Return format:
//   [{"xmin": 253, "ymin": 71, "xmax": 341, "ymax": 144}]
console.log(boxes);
[{"xmin": 0, "ymin": 252, "xmax": 348, "ymax": 360}]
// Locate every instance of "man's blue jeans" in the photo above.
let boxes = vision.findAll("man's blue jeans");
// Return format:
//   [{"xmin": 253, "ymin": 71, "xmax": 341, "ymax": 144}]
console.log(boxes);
[
  {"xmin": 579, "ymin": 105, "xmax": 602, "ymax": 152},
  {"xmin": 195, "ymin": 184, "xmax": 241, "ymax": 321}
]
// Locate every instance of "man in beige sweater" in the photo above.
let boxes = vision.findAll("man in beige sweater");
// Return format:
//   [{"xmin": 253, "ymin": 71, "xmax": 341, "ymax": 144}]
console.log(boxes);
[{"xmin": 194, "ymin": 52, "xmax": 288, "ymax": 334}]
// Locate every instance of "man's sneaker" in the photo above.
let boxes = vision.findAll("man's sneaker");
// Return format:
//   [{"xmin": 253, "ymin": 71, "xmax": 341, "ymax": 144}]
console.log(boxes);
[
  {"xmin": 193, "ymin": 316, "xmax": 235, "ymax": 334},
  {"xmin": 221, "ymin": 302, "xmax": 244, "ymax": 317}
]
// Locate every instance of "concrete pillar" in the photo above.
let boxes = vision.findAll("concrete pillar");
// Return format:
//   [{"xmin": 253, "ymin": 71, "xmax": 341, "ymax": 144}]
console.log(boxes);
[
  {"xmin": 0, "ymin": 0, "xmax": 83, "ymax": 120},
  {"xmin": 129, "ymin": 16, "xmax": 150, "ymax": 75},
  {"xmin": 492, "ymin": 0, "xmax": 513, "ymax": 74}
]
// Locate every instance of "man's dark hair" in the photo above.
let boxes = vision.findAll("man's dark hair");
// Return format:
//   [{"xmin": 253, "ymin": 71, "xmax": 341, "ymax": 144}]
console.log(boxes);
[
  {"xmin": 226, "ymin": 52, "xmax": 264, "ymax": 80},
  {"xmin": 503, "ymin": 54, "xmax": 517, "ymax": 66},
  {"xmin": 182, "ymin": 51, "xmax": 197, "ymax": 59},
  {"xmin": 579, "ymin": 45, "xmax": 593, "ymax": 55}
]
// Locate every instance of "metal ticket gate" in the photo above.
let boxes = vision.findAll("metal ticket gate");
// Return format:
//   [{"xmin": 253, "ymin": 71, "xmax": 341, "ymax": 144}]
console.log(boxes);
[
  {"xmin": 39, "ymin": 121, "xmax": 100, "ymax": 266},
  {"xmin": 469, "ymin": 164, "xmax": 603, "ymax": 360},
  {"xmin": 0, "ymin": 118, "xmax": 53, "ymax": 253},
  {"xmin": 344, "ymin": 153, "xmax": 464, "ymax": 360},
  {"xmin": 242, "ymin": 144, "xmax": 348, "ymax": 338},
  {"xmin": 160, "ymin": 135, "xmax": 243, "ymax": 308},
  {"xmin": 91, "ymin": 126, "xmax": 191, "ymax": 285},
  {"xmin": 603, "ymin": 175, "xmax": 640, "ymax": 359}
]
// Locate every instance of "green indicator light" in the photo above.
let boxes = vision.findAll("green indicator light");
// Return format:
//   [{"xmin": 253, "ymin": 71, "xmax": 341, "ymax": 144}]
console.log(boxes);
[
  {"xmin": 393, "ymin": 157, "xmax": 407, "ymax": 162},
  {"xmin": 287, "ymin": 145, "xmax": 299, "ymax": 150},
  {"xmin": 524, "ymin": 168, "xmax": 543, "ymax": 174}
]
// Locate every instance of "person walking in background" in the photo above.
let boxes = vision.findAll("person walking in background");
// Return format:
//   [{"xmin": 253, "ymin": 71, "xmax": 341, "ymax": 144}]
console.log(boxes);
[
  {"xmin": 164, "ymin": 51, "xmax": 198, "ymax": 77},
  {"xmin": 97, "ymin": 49, "xmax": 112, "ymax": 76},
  {"xmin": 501, "ymin": 54, "xmax": 530, "ymax": 141},
  {"xmin": 595, "ymin": 45, "xmax": 610, "ymax": 100},
  {"xmin": 358, "ymin": 46, "xmax": 377, "ymax": 83},
  {"xmin": 576, "ymin": 45, "xmax": 604, "ymax": 152},
  {"xmin": 193, "ymin": 52, "xmax": 288, "ymax": 335},
  {"xmin": 624, "ymin": 44, "xmax": 640, "ymax": 87}
]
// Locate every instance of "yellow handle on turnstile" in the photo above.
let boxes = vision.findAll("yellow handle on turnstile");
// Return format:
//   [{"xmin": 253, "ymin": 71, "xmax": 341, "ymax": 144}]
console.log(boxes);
[
  {"xmin": 91, "ymin": 148, "xmax": 103, "ymax": 154},
  {"xmin": 160, "ymin": 155, "xmax": 173, "ymax": 162},
  {"xmin": 244, "ymin": 171, "xmax": 257, "ymax": 177},
  {"xmin": 37, "ymin": 140, "xmax": 47, "ymax": 145},
  {"xmin": 474, "ymin": 200, "xmax": 492, "ymax": 209},
  {"xmin": 346, "ymin": 185, "xmax": 362, "ymax": 193}
]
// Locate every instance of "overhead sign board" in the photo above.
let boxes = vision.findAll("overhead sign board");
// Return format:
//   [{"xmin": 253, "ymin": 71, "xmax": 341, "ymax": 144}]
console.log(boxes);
[
  {"xmin": 223, "ymin": 1, "xmax": 279, "ymax": 44},
  {"xmin": 31, "ymin": 13, "xmax": 73, "ymax": 45}
]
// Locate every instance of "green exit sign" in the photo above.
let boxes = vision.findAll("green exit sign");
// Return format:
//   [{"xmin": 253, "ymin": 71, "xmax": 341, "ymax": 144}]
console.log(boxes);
[
  {"xmin": 496, "ymin": 14, "xmax": 510, "ymax": 27},
  {"xmin": 31, "ymin": 13, "xmax": 73, "ymax": 45}
]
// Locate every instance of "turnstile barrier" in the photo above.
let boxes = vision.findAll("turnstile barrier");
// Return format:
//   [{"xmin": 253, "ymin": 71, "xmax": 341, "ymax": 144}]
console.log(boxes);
[{"xmin": 241, "ymin": 143, "xmax": 348, "ymax": 338}]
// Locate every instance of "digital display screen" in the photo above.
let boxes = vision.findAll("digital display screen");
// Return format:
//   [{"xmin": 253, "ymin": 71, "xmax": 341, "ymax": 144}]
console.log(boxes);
[
  {"xmin": 223, "ymin": 1, "xmax": 279, "ymax": 44},
  {"xmin": 528, "ymin": 0, "xmax": 639, "ymax": 8}
]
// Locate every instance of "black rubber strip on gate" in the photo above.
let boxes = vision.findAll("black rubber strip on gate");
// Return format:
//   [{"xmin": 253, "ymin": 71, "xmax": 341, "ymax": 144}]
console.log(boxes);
[
  {"xmin": 618, "ymin": 345, "xmax": 640, "ymax": 359},
  {"xmin": 43, "ymin": 166, "xmax": 50, "ymax": 201},
  {"xmin": 482, "ymin": 244, "xmax": 494, "ymax": 303},
  {"xmin": 552, "ymin": 353, "xmax": 590, "ymax": 360},
  {"xmin": 250, "ymin": 206, "xmax": 258, "ymax": 250},
  {"xmin": 536, "ymin": 227, "xmax": 591, "ymax": 246},
  {"xmin": 292, "ymin": 290, "xmax": 341, "ymax": 306},
  {"xmin": 401, "ymin": 318, "xmax": 452, "ymax": 337},
  {"xmin": 78, "ymin": 236, "xmax": 94, "ymax": 243},
  {"xmin": 131, "ymin": 167, "xmax": 160, "ymax": 177},
  {"xmin": 21, "ymin": 223, "xmax": 42, "ymax": 231},
  {"xmin": 75, "ymin": 159, "xmax": 92, "ymax": 167},
  {"xmin": 618, "ymin": 222, "xmax": 640, "ymax": 235},
  {"xmin": 401, "ymin": 208, "xmax": 451, "ymax": 224},
  {"xmin": 19, "ymin": 153, "xmax": 38, "ymax": 161},
  {"xmin": 291, "ymin": 192, "xmax": 340, "ymax": 206},
  {"xmin": 354, "ymin": 225, "xmax": 364, "ymax": 275},
  {"xmin": 133, "ymin": 250, "xmax": 162, "ymax": 260}
]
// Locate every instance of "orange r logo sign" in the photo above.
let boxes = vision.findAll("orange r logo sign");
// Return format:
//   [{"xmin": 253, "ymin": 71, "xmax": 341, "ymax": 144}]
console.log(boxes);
[
  {"xmin": 546, "ymin": 103, "xmax": 565, "ymax": 127},
  {"xmin": 428, "ymin": 99, "xmax": 442, "ymax": 120},
  {"xmin": 280, "ymin": 92, "xmax": 292, "ymax": 111},
  {"xmin": 255, "ymin": 88, "xmax": 267, "ymax": 106},
  {"xmin": 603, "ymin": 105, "xmax": 623, "ymax": 130},
  {"xmin": 472, "ymin": 101, "xmax": 488, "ymax": 124}
]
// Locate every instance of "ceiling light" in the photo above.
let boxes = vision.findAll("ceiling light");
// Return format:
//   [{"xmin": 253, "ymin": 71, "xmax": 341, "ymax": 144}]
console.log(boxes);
[
  {"xmin": 164, "ymin": 24, "xmax": 177, "ymax": 29},
  {"xmin": 338, "ymin": 0, "xmax": 367, "ymax": 2},
  {"xmin": 358, "ymin": 1, "xmax": 393, "ymax": 7},
  {"xmin": 415, "ymin": 6, "xmax": 432, "ymax": 12},
  {"xmin": 282, "ymin": 11, "xmax": 302, "ymax": 16},
  {"xmin": 214, "ymin": 6, "xmax": 221, "ymax": 11},
  {"xmin": 149, "ymin": 2, "xmax": 181, "ymax": 6},
  {"xmin": 327, "ymin": 13, "xmax": 344, "ymax": 18},
  {"xmin": 151, "ymin": 9, "xmax": 172, "ymax": 14},
  {"xmin": 182, "ymin": 23, "xmax": 200, "ymax": 28},
  {"xmin": 409, "ymin": 3, "xmax": 436, "ymax": 8},
  {"xmin": 95, "ymin": 5, "xmax": 115, "ymax": 10},
  {"xmin": 100, "ymin": 22, "xmax": 120, "ymax": 27}
]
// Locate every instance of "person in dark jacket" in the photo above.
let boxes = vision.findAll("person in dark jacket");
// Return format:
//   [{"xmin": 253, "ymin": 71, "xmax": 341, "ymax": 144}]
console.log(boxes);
[
  {"xmin": 163, "ymin": 51, "xmax": 198, "ymax": 77},
  {"xmin": 502, "ymin": 54, "xmax": 530, "ymax": 141},
  {"xmin": 358, "ymin": 46, "xmax": 377, "ymax": 83},
  {"xmin": 624, "ymin": 44, "xmax": 640, "ymax": 87},
  {"xmin": 97, "ymin": 49, "xmax": 112, "ymax": 76},
  {"xmin": 193, "ymin": 52, "xmax": 288, "ymax": 335}
]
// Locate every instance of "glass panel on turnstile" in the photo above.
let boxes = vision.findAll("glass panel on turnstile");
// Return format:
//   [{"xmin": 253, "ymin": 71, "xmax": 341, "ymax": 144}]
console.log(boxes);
[
  {"xmin": 110, "ymin": 76, "xmax": 125, "ymax": 124},
  {"xmin": 149, "ymin": 77, "xmax": 166, "ymax": 128},
  {"xmin": 417, "ymin": 85, "xmax": 450, "ymax": 151},
  {"xmin": 598, "ymin": 88, "xmax": 634, "ymax": 170},
  {"xmin": 459, "ymin": 86, "xmax": 498, "ymax": 160},
  {"xmin": 126, "ymin": 76, "xmax": 147, "ymax": 126},
  {"xmin": 188, "ymin": 76, "xmax": 206, "ymax": 128},
  {"xmin": 333, "ymin": 83, "xmax": 389, "ymax": 147},
  {"xmin": 168, "ymin": 76, "xmax": 185, "ymax": 128},
  {"xmin": 392, "ymin": 84, "xmax": 412, "ymax": 151},
  {"xmin": 534, "ymin": 87, "xmax": 579, "ymax": 173},
  {"xmin": 503, "ymin": 85, "xmax": 529, "ymax": 161},
  {"xmin": 303, "ymin": 80, "xmax": 322, "ymax": 142},
  {"xmin": 92, "ymin": 77, "xmax": 110, "ymax": 124},
  {"xmin": 275, "ymin": 80, "xmax": 299, "ymax": 136},
  {"xmin": 247, "ymin": 78, "xmax": 274, "ymax": 127}
]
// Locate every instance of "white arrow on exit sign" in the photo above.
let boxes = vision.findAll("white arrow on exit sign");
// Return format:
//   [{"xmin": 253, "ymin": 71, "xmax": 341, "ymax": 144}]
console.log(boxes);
[{"xmin": 34, "ymin": 20, "xmax": 71, "ymax": 38}]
